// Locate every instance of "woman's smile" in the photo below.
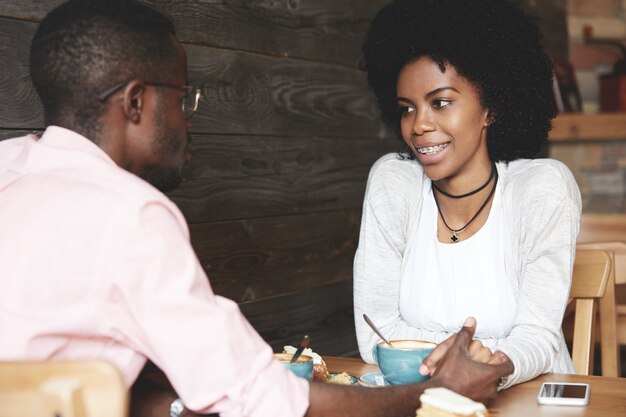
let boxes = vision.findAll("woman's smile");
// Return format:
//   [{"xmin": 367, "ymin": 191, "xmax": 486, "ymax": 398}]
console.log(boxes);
[
  {"xmin": 416, "ymin": 142, "xmax": 449, "ymax": 155},
  {"xmin": 396, "ymin": 56, "xmax": 491, "ymax": 183}
]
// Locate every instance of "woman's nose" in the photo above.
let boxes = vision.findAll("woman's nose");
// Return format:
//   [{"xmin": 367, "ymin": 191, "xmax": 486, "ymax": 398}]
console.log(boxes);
[{"xmin": 412, "ymin": 108, "xmax": 436, "ymax": 136}]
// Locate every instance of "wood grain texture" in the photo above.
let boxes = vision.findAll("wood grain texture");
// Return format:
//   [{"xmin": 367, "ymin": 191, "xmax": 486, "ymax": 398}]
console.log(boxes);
[
  {"xmin": 577, "ymin": 241, "xmax": 624, "ymax": 377},
  {"xmin": 167, "ymin": 134, "xmax": 397, "ymax": 223},
  {"xmin": 550, "ymin": 113, "xmax": 626, "ymax": 141},
  {"xmin": 240, "ymin": 280, "xmax": 358, "ymax": 356},
  {"xmin": 494, "ymin": 372, "xmax": 626, "ymax": 416},
  {"xmin": 0, "ymin": 18, "xmax": 42, "ymax": 129},
  {"xmin": 185, "ymin": 43, "xmax": 386, "ymax": 138},
  {"xmin": 0, "ymin": 1, "xmax": 65, "ymax": 20},
  {"xmin": 0, "ymin": 129, "xmax": 40, "ymax": 141},
  {"xmin": 0, "ymin": 17, "xmax": 389, "ymax": 139},
  {"xmin": 0, "ymin": 0, "xmax": 387, "ymax": 67},
  {"xmin": 578, "ymin": 213, "xmax": 626, "ymax": 246},
  {"xmin": 150, "ymin": 0, "xmax": 388, "ymax": 67},
  {"xmin": 190, "ymin": 209, "xmax": 360, "ymax": 302},
  {"xmin": 570, "ymin": 249, "xmax": 611, "ymax": 375},
  {"xmin": 572, "ymin": 298, "xmax": 596, "ymax": 375},
  {"xmin": 0, "ymin": 360, "xmax": 128, "ymax": 417},
  {"xmin": 570, "ymin": 250, "xmax": 611, "ymax": 299}
]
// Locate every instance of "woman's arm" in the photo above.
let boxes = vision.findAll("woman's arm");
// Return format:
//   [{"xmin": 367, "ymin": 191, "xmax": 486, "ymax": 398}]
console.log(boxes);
[
  {"xmin": 494, "ymin": 162, "xmax": 581, "ymax": 388},
  {"xmin": 354, "ymin": 156, "xmax": 454, "ymax": 362}
]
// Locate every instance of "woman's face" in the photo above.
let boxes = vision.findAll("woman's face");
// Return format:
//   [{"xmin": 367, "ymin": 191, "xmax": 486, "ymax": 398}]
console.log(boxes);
[{"xmin": 397, "ymin": 56, "xmax": 491, "ymax": 184}]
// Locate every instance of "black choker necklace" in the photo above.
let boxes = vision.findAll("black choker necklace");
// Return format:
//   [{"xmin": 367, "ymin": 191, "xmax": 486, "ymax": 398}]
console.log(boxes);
[
  {"xmin": 433, "ymin": 167, "xmax": 498, "ymax": 243},
  {"xmin": 432, "ymin": 163, "xmax": 496, "ymax": 199}
]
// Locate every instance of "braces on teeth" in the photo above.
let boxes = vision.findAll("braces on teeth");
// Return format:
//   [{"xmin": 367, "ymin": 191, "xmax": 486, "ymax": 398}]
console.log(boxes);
[{"xmin": 417, "ymin": 143, "xmax": 448, "ymax": 154}]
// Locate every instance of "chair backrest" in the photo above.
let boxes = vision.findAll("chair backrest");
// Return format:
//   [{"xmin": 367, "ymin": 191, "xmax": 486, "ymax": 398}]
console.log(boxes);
[
  {"xmin": 576, "ymin": 241, "xmax": 625, "ymax": 377},
  {"xmin": 569, "ymin": 249, "xmax": 612, "ymax": 375},
  {"xmin": 0, "ymin": 360, "xmax": 128, "ymax": 417},
  {"xmin": 577, "ymin": 241, "xmax": 626, "ymax": 285}
]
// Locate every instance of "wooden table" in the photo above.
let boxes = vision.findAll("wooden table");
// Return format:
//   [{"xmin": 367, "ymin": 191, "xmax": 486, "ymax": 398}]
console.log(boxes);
[{"xmin": 325, "ymin": 357, "xmax": 626, "ymax": 416}]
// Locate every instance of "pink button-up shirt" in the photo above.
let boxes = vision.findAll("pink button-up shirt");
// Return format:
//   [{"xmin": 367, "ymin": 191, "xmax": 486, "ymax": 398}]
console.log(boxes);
[{"xmin": 0, "ymin": 126, "xmax": 309, "ymax": 416}]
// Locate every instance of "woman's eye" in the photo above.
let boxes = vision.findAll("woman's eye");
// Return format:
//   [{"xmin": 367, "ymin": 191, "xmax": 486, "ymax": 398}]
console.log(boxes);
[
  {"xmin": 398, "ymin": 105, "xmax": 415, "ymax": 116},
  {"xmin": 433, "ymin": 99, "xmax": 451, "ymax": 108}
]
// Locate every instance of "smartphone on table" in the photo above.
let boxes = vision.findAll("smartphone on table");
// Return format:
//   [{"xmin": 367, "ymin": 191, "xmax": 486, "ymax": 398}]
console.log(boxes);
[{"xmin": 537, "ymin": 382, "xmax": 590, "ymax": 406}]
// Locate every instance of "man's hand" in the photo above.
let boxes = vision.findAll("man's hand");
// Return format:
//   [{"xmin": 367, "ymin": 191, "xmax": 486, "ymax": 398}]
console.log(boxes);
[
  {"xmin": 420, "ymin": 317, "xmax": 514, "ymax": 403},
  {"xmin": 422, "ymin": 337, "xmax": 496, "ymax": 367}
]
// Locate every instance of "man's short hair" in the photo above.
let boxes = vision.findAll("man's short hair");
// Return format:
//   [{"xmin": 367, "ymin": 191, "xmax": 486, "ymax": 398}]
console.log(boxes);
[{"xmin": 30, "ymin": 0, "xmax": 178, "ymax": 138}]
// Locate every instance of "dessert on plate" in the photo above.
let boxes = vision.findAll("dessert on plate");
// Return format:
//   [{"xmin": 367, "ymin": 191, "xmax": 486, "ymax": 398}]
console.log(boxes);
[
  {"xmin": 416, "ymin": 387, "xmax": 490, "ymax": 417},
  {"xmin": 283, "ymin": 345, "xmax": 329, "ymax": 381},
  {"xmin": 327, "ymin": 371, "xmax": 355, "ymax": 385}
]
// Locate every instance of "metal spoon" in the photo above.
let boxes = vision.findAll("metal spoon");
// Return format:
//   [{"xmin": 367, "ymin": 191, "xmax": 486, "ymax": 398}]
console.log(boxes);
[
  {"xmin": 363, "ymin": 314, "xmax": 392, "ymax": 347},
  {"xmin": 290, "ymin": 334, "xmax": 310, "ymax": 363}
]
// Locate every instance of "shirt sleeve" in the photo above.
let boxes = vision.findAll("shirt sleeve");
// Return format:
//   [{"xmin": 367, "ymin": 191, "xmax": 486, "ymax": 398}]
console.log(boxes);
[
  {"xmin": 354, "ymin": 156, "xmax": 439, "ymax": 363},
  {"xmin": 101, "ymin": 200, "xmax": 309, "ymax": 417},
  {"xmin": 495, "ymin": 162, "xmax": 581, "ymax": 388}
]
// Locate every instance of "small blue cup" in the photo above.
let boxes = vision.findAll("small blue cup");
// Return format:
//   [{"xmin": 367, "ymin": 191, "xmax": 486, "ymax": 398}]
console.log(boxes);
[
  {"xmin": 273, "ymin": 353, "xmax": 314, "ymax": 381},
  {"xmin": 372, "ymin": 340, "xmax": 436, "ymax": 385}
]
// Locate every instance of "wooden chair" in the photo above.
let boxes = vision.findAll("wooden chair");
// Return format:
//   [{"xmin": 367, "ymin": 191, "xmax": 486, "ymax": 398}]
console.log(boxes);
[
  {"xmin": 576, "ymin": 241, "xmax": 625, "ymax": 377},
  {"xmin": 577, "ymin": 213, "xmax": 626, "ymax": 377},
  {"xmin": 569, "ymin": 249, "xmax": 612, "ymax": 375},
  {"xmin": 0, "ymin": 360, "xmax": 129, "ymax": 417}
]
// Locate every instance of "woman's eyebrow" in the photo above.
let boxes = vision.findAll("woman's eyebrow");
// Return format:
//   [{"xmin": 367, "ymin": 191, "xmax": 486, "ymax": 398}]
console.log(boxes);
[
  {"xmin": 425, "ymin": 86, "xmax": 460, "ymax": 99},
  {"xmin": 397, "ymin": 86, "xmax": 461, "ymax": 104}
]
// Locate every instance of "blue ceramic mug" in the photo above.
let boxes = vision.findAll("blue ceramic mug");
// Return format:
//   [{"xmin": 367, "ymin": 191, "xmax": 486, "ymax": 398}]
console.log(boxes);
[
  {"xmin": 273, "ymin": 353, "xmax": 314, "ymax": 381},
  {"xmin": 372, "ymin": 340, "xmax": 437, "ymax": 385}
]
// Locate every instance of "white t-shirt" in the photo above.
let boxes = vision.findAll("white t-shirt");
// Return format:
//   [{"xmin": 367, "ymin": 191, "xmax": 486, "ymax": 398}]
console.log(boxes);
[{"xmin": 400, "ymin": 179, "xmax": 518, "ymax": 344}]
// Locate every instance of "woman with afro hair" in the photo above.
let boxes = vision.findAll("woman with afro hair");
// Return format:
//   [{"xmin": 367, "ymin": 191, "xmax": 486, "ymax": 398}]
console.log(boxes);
[{"xmin": 354, "ymin": 0, "xmax": 581, "ymax": 389}]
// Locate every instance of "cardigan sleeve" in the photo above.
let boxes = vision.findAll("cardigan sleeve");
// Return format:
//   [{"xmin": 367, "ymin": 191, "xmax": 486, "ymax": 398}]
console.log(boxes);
[
  {"xmin": 354, "ymin": 155, "xmax": 447, "ymax": 363},
  {"xmin": 495, "ymin": 161, "xmax": 581, "ymax": 388}
]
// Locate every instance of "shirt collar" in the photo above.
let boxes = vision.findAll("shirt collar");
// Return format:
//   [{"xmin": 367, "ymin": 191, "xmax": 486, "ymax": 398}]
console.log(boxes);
[{"xmin": 38, "ymin": 125, "xmax": 117, "ymax": 166}]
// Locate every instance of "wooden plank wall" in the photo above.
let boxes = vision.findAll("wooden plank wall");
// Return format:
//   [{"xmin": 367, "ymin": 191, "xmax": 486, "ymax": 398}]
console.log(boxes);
[{"xmin": 0, "ymin": 0, "xmax": 397, "ymax": 356}]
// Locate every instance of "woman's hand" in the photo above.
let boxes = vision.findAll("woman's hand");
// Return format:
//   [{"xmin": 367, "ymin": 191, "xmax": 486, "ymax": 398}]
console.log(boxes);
[
  {"xmin": 467, "ymin": 340, "xmax": 496, "ymax": 364},
  {"xmin": 420, "ymin": 329, "xmax": 513, "ymax": 376},
  {"xmin": 425, "ymin": 317, "xmax": 513, "ymax": 403}
]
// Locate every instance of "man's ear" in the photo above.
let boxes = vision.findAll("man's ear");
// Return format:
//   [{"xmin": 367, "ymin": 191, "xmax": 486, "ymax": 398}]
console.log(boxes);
[{"xmin": 122, "ymin": 80, "xmax": 145, "ymax": 123}]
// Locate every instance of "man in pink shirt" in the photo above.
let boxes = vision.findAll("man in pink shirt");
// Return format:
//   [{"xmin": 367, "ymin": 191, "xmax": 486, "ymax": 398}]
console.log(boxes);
[{"xmin": 0, "ymin": 1, "xmax": 509, "ymax": 416}]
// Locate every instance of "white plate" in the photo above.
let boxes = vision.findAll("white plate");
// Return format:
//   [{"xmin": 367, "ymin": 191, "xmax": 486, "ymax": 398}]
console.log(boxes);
[{"xmin": 358, "ymin": 371, "xmax": 390, "ymax": 387}]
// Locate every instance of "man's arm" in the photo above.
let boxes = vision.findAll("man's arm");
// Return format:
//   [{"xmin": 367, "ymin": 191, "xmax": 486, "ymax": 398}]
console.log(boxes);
[
  {"xmin": 306, "ymin": 317, "xmax": 508, "ymax": 417},
  {"xmin": 131, "ymin": 318, "xmax": 506, "ymax": 417}
]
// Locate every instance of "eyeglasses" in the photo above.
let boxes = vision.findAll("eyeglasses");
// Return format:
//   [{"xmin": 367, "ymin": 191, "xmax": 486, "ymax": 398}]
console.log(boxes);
[{"xmin": 97, "ymin": 81, "xmax": 203, "ymax": 119}]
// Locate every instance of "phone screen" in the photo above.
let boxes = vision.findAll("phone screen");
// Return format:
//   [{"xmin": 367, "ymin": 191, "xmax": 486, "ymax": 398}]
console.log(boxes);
[{"xmin": 540, "ymin": 383, "xmax": 588, "ymax": 399}]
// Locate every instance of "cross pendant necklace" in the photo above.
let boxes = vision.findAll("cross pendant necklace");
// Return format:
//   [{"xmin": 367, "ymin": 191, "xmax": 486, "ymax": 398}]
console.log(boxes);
[{"xmin": 432, "ymin": 167, "xmax": 499, "ymax": 243}]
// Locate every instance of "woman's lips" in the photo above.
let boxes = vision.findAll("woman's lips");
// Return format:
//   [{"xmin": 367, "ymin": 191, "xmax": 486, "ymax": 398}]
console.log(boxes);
[
  {"xmin": 414, "ymin": 142, "xmax": 450, "ymax": 164},
  {"xmin": 416, "ymin": 142, "xmax": 449, "ymax": 155}
]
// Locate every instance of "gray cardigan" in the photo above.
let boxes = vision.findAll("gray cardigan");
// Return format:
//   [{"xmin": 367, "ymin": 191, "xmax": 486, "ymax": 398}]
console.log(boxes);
[{"xmin": 354, "ymin": 154, "xmax": 581, "ymax": 388}]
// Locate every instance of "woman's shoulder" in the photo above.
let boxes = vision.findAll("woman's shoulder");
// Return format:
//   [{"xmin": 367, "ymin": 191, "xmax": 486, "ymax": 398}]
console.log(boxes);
[
  {"xmin": 368, "ymin": 152, "xmax": 424, "ymax": 183},
  {"xmin": 500, "ymin": 158, "xmax": 580, "ymax": 203},
  {"xmin": 504, "ymin": 158, "xmax": 573, "ymax": 177},
  {"xmin": 364, "ymin": 152, "xmax": 426, "ymax": 208}
]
